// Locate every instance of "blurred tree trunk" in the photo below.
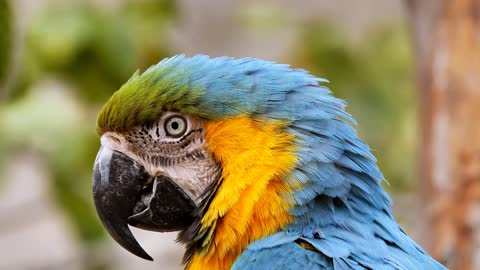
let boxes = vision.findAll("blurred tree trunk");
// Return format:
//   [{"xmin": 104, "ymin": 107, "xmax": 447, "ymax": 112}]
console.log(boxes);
[{"xmin": 406, "ymin": 0, "xmax": 480, "ymax": 269}]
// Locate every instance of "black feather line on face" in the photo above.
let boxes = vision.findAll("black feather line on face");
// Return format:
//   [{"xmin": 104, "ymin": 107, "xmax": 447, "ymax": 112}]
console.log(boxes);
[
  {"xmin": 128, "ymin": 128, "xmax": 205, "ymax": 166},
  {"xmin": 177, "ymin": 167, "xmax": 222, "ymax": 264}
]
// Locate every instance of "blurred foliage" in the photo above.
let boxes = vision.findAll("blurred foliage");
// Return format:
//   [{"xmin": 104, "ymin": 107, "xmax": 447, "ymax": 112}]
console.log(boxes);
[
  {"xmin": 25, "ymin": 5, "xmax": 136, "ymax": 102},
  {"xmin": 14, "ymin": 0, "xmax": 175, "ymax": 103},
  {"xmin": 0, "ymin": 0, "xmax": 176, "ymax": 252},
  {"xmin": 293, "ymin": 23, "xmax": 416, "ymax": 191},
  {"xmin": 0, "ymin": 0, "xmax": 11, "ymax": 88}
]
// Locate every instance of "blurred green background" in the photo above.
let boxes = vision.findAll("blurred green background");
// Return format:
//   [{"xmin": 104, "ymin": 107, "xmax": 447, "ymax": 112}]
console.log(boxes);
[{"xmin": 0, "ymin": 0, "xmax": 415, "ymax": 269}]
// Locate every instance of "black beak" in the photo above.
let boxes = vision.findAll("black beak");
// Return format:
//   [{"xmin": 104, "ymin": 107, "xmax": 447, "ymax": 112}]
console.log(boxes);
[{"xmin": 92, "ymin": 145, "xmax": 196, "ymax": 261}]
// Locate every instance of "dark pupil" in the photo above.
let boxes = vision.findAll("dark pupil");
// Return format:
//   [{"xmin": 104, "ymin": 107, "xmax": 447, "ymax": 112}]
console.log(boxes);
[{"xmin": 171, "ymin": 121, "xmax": 179, "ymax": 130}]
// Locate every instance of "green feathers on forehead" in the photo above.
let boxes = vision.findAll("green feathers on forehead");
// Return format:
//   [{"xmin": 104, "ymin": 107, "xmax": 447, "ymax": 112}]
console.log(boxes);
[
  {"xmin": 97, "ymin": 54, "xmax": 337, "ymax": 135},
  {"xmin": 96, "ymin": 56, "xmax": 205, "ymax": 134}
]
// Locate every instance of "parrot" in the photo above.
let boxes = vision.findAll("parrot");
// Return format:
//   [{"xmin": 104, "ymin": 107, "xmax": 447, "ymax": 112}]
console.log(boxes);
[{"xmin": 92, "ymin": 54, "xmax": 446, "ymax": 269}]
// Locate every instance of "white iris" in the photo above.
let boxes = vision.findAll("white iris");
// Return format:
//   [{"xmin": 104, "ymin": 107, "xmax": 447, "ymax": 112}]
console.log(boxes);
[{"xmin": 164, "ymin": 115, "xmax": 187, "ymax": 137}]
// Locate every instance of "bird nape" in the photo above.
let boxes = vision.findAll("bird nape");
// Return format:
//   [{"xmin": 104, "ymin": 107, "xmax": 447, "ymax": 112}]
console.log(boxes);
[{"xmin": 92, "ymin": 55, "xmax": 446, "ymax": 269}]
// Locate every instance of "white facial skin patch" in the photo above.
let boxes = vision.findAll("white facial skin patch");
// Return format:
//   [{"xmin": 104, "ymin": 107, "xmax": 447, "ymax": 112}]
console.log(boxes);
[{"xmin": 100, "ymin": 112, "xmax": 221, "ymax": 205}]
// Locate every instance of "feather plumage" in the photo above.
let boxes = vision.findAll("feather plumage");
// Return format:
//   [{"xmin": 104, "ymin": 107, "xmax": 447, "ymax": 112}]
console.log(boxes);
[{"xmin": 98, "ymin": 55, "xmax": 445, "ymax": 269}]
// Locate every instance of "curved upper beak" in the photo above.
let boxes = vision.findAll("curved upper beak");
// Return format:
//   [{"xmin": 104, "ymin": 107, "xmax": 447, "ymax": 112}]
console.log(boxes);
[
  {"xmin": 92, "ymin": 145, "xmax": 153, "ymax": 260},
  {"xmin": 92, "ymin": 145, "xmax": 196, "ymax": 261}
]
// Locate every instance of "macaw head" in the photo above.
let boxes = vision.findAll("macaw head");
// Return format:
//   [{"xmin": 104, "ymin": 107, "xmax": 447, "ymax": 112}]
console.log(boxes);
[{"xmin": 92, "ymin": 55, "xmax": 385, "ymax": 268}]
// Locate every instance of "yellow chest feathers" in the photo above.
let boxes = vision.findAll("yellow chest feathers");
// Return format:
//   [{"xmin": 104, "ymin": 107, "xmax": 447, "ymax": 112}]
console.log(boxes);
[{"xmin": 186, "ymin": 116, "xmax": 297, "ymax": 270}]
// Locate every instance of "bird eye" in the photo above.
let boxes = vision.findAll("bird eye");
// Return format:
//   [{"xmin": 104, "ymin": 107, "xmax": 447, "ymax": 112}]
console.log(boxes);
[{"xmin": 164, "ymin": 115, "xmax": 187, "ymax": 137}]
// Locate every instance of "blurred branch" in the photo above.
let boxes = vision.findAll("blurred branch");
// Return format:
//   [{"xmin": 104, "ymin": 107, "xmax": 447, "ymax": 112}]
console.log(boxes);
[{"xmin": 407, "ymin": 1, "xmax": 480, "ymax": 269}]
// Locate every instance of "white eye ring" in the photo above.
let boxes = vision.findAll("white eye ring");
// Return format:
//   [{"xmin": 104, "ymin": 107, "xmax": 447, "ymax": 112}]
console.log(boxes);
[{"xmin": 164, "ymin": 115, "xmax": 187, "ymax": 137}]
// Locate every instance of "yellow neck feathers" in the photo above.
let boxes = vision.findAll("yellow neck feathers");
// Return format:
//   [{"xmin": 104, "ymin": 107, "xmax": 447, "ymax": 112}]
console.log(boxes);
[{"xmin": 186, "ymin": 116, "xmax": 297, "ymax": 270}]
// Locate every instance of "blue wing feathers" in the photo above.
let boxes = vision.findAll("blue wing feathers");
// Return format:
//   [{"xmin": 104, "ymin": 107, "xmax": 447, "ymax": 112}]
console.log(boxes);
[{"xmin": 232, "ymin": 242, "xmax": 333, "ymax": 270}]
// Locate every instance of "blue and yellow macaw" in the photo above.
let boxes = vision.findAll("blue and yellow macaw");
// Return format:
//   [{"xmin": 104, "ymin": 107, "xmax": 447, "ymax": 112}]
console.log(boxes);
[{"xmin": 92, "ymin": 55, "xmax": 446, "ymax": 269}]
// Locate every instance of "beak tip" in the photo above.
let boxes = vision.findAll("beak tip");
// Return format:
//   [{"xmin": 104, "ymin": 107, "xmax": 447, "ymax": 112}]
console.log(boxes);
[{"xmin": 136, "ymin": 251, "xmax": 154, "ymax": 261}]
